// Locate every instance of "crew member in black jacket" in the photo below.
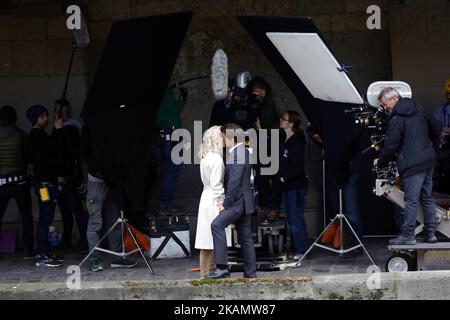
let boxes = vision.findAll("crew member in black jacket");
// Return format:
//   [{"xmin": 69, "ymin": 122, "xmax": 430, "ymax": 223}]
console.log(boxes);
[
  {"xmin": 54, "ymin": 98, "xmax": 88, "ymax": 251},
  {"xmin": 53, "ymin": 99, "xmax": 88, "ymax": 252},
  {"xmin": 278, "ymin": 110, "xmax": 309, "ymax": 260},
  {"xmin": 375, "ymin": 88, "xmax": 442, "ymax": 245},
  {"xmin": 26, "ymin": 105, "xmax": 64, "ymax": 267}
]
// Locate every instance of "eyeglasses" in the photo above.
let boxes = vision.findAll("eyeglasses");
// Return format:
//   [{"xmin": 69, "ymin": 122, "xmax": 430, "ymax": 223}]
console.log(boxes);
[{"xmin": 280, "ymin": 118, "xmax": 289, "ymax": 122}]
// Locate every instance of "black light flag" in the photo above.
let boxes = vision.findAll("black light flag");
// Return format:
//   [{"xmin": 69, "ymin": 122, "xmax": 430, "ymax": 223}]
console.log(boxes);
[{"xmin": 81, "ymin": 12, "xmax": 193, "ymax": 213}]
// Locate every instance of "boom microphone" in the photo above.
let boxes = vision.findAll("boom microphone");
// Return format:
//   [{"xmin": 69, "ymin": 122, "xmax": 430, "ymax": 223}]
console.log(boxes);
[
  {"xmin": 211, "ymin": 49, "xmax": 229, "ymax": 101},
  {"xmin": 62, "ymin": 13, "xmax": 90, "ymax": 99}
]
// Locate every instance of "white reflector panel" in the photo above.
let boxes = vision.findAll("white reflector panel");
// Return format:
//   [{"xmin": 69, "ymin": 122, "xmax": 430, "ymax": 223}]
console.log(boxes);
[{"xmin": 266, "ymin": 32, "xmax": 364, "ymax": 105}]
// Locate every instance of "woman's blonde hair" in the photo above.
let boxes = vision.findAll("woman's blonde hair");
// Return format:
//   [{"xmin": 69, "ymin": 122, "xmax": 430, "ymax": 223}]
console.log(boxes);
[{"xmin": 198, "ymin": 125, "xmax": 224, "ymax": 159}]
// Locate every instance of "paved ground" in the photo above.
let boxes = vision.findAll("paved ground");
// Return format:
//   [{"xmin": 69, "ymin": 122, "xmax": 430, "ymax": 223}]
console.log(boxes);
[{"xmin": 0, "ymin": 238, "xmax": 391, "ymax": 284}]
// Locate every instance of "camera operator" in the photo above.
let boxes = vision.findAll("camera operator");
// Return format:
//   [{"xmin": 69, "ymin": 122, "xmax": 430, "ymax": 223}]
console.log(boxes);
[
  {"xmin": 248, "ymin": 76, "xmax": 288, "ymax": 220},
  {"xmin": 433, "ymin": 79, "xmax": 450, "ymax": 194},
  {"xmin": 374, "ymin": 88, "xmax": 442, "ymax": 245},
  {"xmin": 0, "ymin": 106, "xmax": 35, "ymax": 259}
]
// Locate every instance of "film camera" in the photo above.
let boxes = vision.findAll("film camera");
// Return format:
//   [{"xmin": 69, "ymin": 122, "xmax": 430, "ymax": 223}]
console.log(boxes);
[
  {"xmin": 346, "ymin": 81, "xmax": 413, "ymax": 155},
  {"xmin": 227, "ymin": 71, "xmax": 263, "ymax": 131}
]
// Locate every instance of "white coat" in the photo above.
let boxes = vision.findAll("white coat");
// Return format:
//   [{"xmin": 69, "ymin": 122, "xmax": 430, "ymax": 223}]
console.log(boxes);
[{"xmin": 195, "ymin": 152, "xmax": 231, "ymax": 249}]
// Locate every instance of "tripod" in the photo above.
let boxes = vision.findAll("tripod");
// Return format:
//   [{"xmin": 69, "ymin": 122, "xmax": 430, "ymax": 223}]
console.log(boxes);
[
  {"xmin": 294, "ymin": 190, "xmax": 376, "ymax": 267},
  {"xmin": 79, "ymin": 210, "xmax": 154, "ymax": 274}
]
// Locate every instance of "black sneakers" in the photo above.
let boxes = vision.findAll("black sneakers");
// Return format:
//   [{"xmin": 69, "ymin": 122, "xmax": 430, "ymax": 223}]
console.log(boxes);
[
  {"xmin": 89, "ymin": 260, "xmax": 105, "ymax": 272},
  {"xmin": 35, "ymin": 254, "xmax": 63, "ymax": 267},
  {"xmin": 110, "ymin": 257, "xmax": 137, "ymax": 268}
]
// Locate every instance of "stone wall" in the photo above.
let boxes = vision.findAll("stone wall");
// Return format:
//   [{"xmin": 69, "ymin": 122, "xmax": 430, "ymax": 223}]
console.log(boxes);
[
  {"xmin": 389, "ymin": 0, "xmax": 450, "ymax": 111},
  {"xmin": 0, "ymin": 0, "xmax": 394, "ymax": 243}
]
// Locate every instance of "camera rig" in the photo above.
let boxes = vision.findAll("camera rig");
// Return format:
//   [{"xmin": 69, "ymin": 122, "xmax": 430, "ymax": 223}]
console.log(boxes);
[
  {"xmin": 227, "ymin": 71, "xmax": 263, "ymax": 131},
  {"xmin": 345, "ymin": 81, "xmax": 413, "ymax": 156}
]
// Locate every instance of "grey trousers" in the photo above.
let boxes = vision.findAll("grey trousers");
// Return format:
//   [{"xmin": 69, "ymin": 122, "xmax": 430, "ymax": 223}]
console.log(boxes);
[
  {"xmin": 86, "ymin": 181, "xmax": 122, "ymax": 262},
  {"xmin": 211, "ymin": 202, "xmax": 256, "ymax": 278}
]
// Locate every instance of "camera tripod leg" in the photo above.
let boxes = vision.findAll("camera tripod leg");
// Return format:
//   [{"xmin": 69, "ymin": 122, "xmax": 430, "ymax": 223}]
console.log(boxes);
[
  {"xmin": 295, "ymin": 215, "xmax": 341, "ymax": 267},
  {"xmin": 78, "ymin": 218, "xmax": 121, "ymax": 268},
  {"xmin": 342, "ymin": 215, "xmax": 377, "ymax": 266}
]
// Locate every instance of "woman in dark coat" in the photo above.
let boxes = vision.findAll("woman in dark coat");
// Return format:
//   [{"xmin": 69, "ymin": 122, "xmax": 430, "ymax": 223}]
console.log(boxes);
[{"xmin": 279, "ymin": 110, "xmax": 309, "ymax": 259}]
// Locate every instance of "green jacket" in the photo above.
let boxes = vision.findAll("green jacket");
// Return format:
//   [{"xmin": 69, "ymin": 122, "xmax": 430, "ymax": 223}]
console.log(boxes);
[
  {"xmin": 156, "ymin": 88, "xmax": 186, "ymax": 129},
  {"xmin": 0, "ymin": 124, "xmax": 27, "ymax": 176}
]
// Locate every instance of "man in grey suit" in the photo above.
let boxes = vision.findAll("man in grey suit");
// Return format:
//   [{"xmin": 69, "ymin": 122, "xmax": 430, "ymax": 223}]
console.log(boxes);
[{"xmin": 209, "ymin": 123, "xmax": 257, "ymax": 279}]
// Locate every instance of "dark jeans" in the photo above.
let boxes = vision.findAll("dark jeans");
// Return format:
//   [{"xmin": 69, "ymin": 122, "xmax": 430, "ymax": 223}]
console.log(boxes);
[
  {"xmin": 160, "ymin": 138, "xmax": 182, "ymax": 207},
  {"xmin": 283, "ymin": 187, "xmax": 309, "ymax": 253},
  {"xmin": 0, "ymin": 183, "xmax": 34, "ymax": 254},
  {"xmin": 58, "ymin": 184, "xmax": 88, "ymax": 248},
  {"xmin": 325, "ymin": 169, "xmax": 363, "ymax": 245},
  {"xmin": 255, "ymin": 164, "xmax": 281, "ymax": 209},
  {"xmin": 34, "ymin": 183, "xmax": 60, "ymax": 255},
  {"xmin": 402, "ymin": 168, "xmax": 436, "ymax": 237}
]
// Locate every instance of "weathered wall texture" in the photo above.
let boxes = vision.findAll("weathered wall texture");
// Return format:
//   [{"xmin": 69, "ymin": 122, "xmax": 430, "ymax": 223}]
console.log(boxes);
[
  {"xmin": 389, "ymin": 0, "xmax": 450, "ymax": 111},
  {"xmin": 1, "ymin": 0, "xmax": 395, "ymax": 240}
]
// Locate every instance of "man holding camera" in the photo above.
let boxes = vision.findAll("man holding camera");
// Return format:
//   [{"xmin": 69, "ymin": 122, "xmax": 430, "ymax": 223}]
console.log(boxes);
[
  {"xmin": 249, "ymin": 76, "xmax": 288, "ymax": 220},
  {"xmin": 374, "ymin": 88, "xmax": 442, "ymax": 245}
]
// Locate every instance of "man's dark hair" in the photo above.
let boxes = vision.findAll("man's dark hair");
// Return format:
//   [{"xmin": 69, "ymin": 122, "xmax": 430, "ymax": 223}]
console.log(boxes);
[
  {"xmin": 220, "ymin": 123, "xmax": 243, "ymax": 144},
  {"xmin": 220, "ymin": 123, "xmax": 242, "ymax": 133},
  {"xmin": 248, "ymin": 76, "xmax": 272, "ymax": 96},
  {"xmin": 0, "ymin": 105, "xmax": 17, "ymax": 124}
]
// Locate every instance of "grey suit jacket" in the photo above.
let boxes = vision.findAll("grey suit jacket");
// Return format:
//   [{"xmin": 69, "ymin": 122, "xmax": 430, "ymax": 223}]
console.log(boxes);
[{"xmin": 223, "ymin": 144, "xmax": 256, "ymax": 215}]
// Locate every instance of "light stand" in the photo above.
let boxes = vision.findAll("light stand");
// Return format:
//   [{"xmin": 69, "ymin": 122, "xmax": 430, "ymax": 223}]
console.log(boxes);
[
  {"xmin": 78, "ymin": 210, "xmax": 154, "ymax": 274},
  {"xmin": 294, "ymin": 189, "xmax": 376, "ymax": 267},
  {"xmin": 322, "ymin": 150, "xmax": 326, "ymax": 229}
]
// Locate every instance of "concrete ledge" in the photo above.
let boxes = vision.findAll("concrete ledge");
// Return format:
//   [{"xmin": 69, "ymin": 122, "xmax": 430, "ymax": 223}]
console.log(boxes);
[{"xmin": 1, "ymin": 271, "xmax": 450, "ymax": 300}]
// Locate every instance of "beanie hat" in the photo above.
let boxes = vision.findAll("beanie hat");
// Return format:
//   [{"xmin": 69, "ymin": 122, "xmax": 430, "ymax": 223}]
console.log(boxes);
[{"xmin": 26, "ymin": 105, "xmax": 48, "ymax": 126}]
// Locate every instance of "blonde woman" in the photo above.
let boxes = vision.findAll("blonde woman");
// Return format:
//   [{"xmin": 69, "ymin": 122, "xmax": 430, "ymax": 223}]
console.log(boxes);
[{"xmin": 195, "ymin": 126, "xmax": 230, "ymax": 278}]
